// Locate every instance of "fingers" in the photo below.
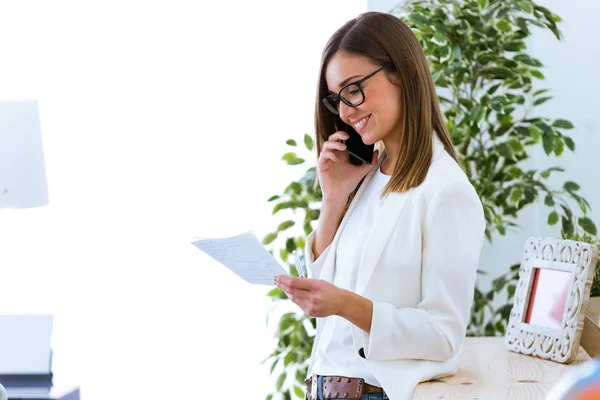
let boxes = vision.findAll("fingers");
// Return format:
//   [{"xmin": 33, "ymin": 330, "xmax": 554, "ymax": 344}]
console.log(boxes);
[
  {"xmin": 275, "ymin": 276, "xmax": 316, "ymax": 301},
  {"xmin": 276, "ymin": 276, "xmax": 314, "ymax": 290},
  {"xmin": 292, "ymin": 298, "xmax": 315, "ymax": 316},
  {"xmin": 320, "ymin": 151, "xmax": 340, "ymax": 163},
  {"xmin": 327, "ymin": 131, "xmax": 349, "ymax": 142},
  {"xmin": 278, "ymin": 282, "xmax": 311, "ymax": 300},
  {"xmin": 323, "ymin": 140, "xmax": 347, "ymax": 152},
  {"xmin": 319, "ymin": 132, "xmax": 349, "ymax": 165}
]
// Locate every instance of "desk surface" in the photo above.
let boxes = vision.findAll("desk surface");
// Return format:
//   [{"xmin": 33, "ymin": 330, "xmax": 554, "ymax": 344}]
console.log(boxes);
[{"xmin": 413, "ymin": 337, "xmax": 591, "ymax": 399}]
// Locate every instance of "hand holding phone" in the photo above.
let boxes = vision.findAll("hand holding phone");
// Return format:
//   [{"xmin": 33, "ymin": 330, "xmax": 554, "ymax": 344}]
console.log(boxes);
[{"xmin": 317, "ymin": 123, "xmax": 379, "ymax": 203}]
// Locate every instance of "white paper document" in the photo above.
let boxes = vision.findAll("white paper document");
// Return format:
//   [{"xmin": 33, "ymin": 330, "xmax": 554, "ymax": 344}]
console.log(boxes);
[{"xmin": 191, "ymin": 231, "xmax": 289, "ymax": 285}]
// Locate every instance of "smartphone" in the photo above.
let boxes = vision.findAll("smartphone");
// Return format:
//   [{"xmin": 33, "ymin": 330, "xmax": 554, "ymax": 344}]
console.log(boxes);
[{"xmin": 336, "ymin": 118, "xmax": 374, "ymax": 165}]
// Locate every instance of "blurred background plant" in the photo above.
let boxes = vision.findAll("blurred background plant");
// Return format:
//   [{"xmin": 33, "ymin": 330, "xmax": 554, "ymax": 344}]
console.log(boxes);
[{"xmin": 261, "ymin": 0, "xmax": 598, "ymax": 398}]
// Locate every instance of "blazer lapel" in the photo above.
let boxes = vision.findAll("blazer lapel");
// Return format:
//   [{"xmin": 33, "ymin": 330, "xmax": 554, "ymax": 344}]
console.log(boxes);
[
  {"xmin": 318, "ymin": 152, "xmax": 385, "ymax": 283},
  {"xmin": 355, "ymin": 188, "xmax": 413, "ymax": 295},
  {"xmin": 354, "ymin": 135, "xmax": 446, "ymax": 294}
]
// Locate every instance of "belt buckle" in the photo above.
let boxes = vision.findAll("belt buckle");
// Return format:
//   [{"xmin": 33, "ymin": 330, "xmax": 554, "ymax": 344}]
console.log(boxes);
[{"xmin": 310, "ymin": 375, "xmax": 318, "ymax": 400}]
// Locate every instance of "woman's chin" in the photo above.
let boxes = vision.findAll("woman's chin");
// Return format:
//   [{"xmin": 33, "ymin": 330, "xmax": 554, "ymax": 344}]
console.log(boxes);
[{"xmin": 360, "ymin": 132, "xmax": 375, "ymax": 146}]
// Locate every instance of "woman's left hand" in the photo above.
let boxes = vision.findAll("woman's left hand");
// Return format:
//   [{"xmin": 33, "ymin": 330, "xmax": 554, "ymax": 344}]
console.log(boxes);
[{"xmin": 274, "ymin": 276, "xmax": 344, "ymax": 318}]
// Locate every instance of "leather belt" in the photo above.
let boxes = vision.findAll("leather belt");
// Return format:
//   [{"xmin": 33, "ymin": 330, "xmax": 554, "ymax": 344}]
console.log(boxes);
[{"xmin": 305, "ymin": 375, "xmax": 384, "ymax": 399}]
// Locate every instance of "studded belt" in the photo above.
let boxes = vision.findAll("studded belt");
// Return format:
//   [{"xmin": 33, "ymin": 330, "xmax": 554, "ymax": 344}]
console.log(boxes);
[{"xmin": 304, "ymin": 374, "xmax": 384, "ymax": 400}]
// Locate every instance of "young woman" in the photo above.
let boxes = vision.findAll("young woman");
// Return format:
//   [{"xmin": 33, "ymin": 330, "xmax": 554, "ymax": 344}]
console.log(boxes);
[{"xmin": 275, "ymin": 11, "xmax": 485, "ymax": 400}]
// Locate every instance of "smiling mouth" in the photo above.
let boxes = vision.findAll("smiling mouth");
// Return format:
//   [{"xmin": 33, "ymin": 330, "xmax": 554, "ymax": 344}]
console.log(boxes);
[{"xmin": 353, "ymin": 115, "xmax": 371, "ymax": 132}]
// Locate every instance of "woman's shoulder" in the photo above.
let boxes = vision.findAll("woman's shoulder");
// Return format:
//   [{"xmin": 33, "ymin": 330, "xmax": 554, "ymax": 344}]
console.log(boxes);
[{"xmin": 418, "ymin": 148, "xmax": 480, "ymax": 206}]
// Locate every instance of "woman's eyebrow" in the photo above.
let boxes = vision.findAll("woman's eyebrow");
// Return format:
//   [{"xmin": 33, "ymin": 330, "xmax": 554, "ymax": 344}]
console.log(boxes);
[
  {"xmin": 327, "ymin": 74, "xmax": 363, "ymax": 95},
  {"xmin": 338, "ymin": 74, "xmax": 362, "ymax": 88}
]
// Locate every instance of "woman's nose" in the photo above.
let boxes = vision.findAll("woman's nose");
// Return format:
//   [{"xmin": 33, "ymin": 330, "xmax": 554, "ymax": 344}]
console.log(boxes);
[{"xmin": 338, "ymin": 101, "xmax": 355, "ymax": 123}]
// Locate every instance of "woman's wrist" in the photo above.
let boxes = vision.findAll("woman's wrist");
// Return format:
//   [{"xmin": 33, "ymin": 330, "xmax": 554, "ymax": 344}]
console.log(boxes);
[
  {"xmin": 337, "ymin": 289, "xmax": 373, "ymax": 333},
  {"xmin": 322, "ymin": 196, "xmax": 348, "ymax": 207},
  {"xmin": 335, "ymin": 288, "xmax": 350, "ymax": 316}
]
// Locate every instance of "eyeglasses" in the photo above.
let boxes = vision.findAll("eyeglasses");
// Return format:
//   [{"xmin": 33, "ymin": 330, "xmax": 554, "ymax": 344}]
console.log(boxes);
[{"xmin": 322, "ymin": 63, "xmax": 391, "ymax": 115}]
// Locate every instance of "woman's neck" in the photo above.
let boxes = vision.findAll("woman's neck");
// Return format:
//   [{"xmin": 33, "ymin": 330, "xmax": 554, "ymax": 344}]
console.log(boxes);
[{"xmin": 381, "ymin": 134, "xmax": 401, "ymax": 175}]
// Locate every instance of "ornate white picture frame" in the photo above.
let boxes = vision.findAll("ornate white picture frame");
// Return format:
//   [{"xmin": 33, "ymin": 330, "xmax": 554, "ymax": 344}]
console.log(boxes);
[{"xmin": 505, "ymin": 236, "xmax": 598, "ymax": 363}]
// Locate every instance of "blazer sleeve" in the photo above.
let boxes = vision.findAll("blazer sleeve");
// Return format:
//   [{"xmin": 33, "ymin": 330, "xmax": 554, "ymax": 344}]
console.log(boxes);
[
  {"xmin": 304, "ymin": 229, "xmax": 333, "ymax": 279},
  {"xmin": 358, "ymin": 180, "xmax": 486, "ymax": 361}
]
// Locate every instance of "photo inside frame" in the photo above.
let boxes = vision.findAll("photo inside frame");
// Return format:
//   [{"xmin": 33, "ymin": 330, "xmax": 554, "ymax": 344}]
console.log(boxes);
[{"xmin": 524, "ymin": 267, "xmax": 572, "ymax": 330}]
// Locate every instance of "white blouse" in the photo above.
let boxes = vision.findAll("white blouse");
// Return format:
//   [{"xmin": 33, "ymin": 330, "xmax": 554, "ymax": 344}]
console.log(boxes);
[{"xmin": 310, "ymin": 155, "xmax": 391, "ymax": 386}]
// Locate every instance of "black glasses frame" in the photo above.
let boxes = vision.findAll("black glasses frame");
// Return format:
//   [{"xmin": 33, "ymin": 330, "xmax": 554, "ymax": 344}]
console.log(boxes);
[{"xmin": 322, "ymin": 63, "xmax": 392, "ymax": 115}]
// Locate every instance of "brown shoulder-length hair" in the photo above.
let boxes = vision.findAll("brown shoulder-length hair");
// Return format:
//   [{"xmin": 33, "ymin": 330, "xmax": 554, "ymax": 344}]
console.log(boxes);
[{"xmin": 313, "ymin": 11, "xmax": 459, "ymax": 208}]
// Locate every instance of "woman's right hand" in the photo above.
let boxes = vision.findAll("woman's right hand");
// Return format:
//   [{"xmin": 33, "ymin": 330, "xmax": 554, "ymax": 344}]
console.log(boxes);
[{"xmin": 317, "ymin": 131, "xmax": 379, "ymax": 203}]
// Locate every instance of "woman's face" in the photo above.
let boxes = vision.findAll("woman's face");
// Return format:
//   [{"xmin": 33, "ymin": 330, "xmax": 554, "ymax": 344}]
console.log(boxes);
[{"xmin": 325, "ymin": 51, "xmax": 402, "ymax": 146}]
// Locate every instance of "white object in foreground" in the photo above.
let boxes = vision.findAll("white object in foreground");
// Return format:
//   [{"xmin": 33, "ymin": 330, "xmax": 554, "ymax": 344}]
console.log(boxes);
[
  {"xmin": 0, "ymin": 382, "xmax": 7, "ymax": 400},
  {"xmin": 0, "ymin": 314, "xmax": 53, "ymax": 374},
  {"xmin": 0, "ymin": 100, "xmax": 49, "ymax": 209}
]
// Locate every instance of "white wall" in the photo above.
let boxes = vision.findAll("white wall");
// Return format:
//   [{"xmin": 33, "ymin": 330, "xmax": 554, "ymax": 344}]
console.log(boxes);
[
  {"xmin": 369, "ymin": 0, "xmax": 600, "ymax": 292},
  {"xmin": 0, "ymin": 1, "xmax": 366, "ymax": 399}
]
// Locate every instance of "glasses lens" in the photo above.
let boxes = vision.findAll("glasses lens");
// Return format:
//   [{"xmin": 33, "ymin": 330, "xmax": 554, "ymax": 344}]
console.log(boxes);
[
  {"xmin": 340, "ymin": 84, "xmax": 363, "ymax": 106},
  {"xmin": 322, "ymin": 96, "xmax": 339, "ymax": 114}
]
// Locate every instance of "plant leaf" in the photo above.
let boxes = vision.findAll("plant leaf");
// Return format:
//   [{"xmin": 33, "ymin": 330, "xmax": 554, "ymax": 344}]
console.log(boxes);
[
  {"xmin": 440, "ymin": 45, "xmax": 451, "ymax": 63},
  {"xmin": 531, "ymin": 70, "xmax": 545, "ymax": 79},
  {"xmin": 579, "ymin": 217, "xmax": 597, "ymax": 235},
  {"xmin": 293, "ymin": 386, "xmax": 305, "ymax": 398},
  {"xmin": 496, "ymin": 19, "xmax": 511, "ymax": 32},
  {"xmin": 509, "ymin": 187, "xmax": 523, "ymax": 204},
  {"xmin": 564, "ymin": 136, "xmax": 575, "ymax": 151},
  {"xmin": 304, "ymin": 134, "xmax": 313, "ymax": 151},
  {"xmin": 263, "ymin": 232, "xmax": 277, "ymax": 245},
  {"xmin": 432, "ymin": 32, "xmax": 447, "ymax": 46},
  {"xmin": 553, "ymin": 119, "xmax": 574, "ymax": 129},
  {"xmin": 276, "ymin": 372, "xmax": 287, "ymax": 391},
  {"xmin": 542, "ymin": 133, "xmax": 553, "ymax": 155},
  {"xmin": 548, "ymin": 210, "xmax": 559, "ymax": 226},
  {"xmin": 283, "ymin": 350, "xmax": 294, "ymax": 366},
  {"xmin": 562, "ymin": 216, "xmax": 574, "ymax": 237},
  {"xmin": 553, "ymin": 138, "xmax": 564, "ymax": 156},
  {"xmin": 282, "ymin": 153, "xmax": 305, "ymax": 165},
  {"xmin": 564, "ymin": 181, "xmax": 580, "ymax": 191},
  {"xmin": 277, "ymin": 220, "xmax": 295, "ymax": 232},
  {"xmin": 267, "ymin": 287, "xmax": 284, "ymax": 298},
  {"xmin": 534, "ymin": 96, "xmax": 552, "ymax": 106},
  {"xmin": 505, "ymin": 165, "xmax": 523, "ymax": 178},
  {"xmin": 518, "ymin": 1, "xmax": 534, "ymax": 14},
  {"xmin": 286, "ymin": 139, "xmax": 297, "ymax": 146},
  {"xmin": 507, "ymin": 285, "xmax": 516, "ymax": 299},
  {"xmin": 407, "ymin": 12, "xmax": 429, "ymax": 27}
]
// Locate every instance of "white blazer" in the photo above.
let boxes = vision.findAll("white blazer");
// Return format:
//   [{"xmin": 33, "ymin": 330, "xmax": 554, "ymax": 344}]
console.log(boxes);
[{"xmin": 304, "ymin": 135, "xmax": 486, "ymax": 399}]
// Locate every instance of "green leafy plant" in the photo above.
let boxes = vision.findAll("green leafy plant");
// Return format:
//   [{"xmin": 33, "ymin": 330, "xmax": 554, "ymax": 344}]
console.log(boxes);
[
  {"xmin": 261, "ymin": 1, "xmax": 597, "ymax": 398},
  {"xmin": 397, "ymin": 0, "xmax": 595, "ymax": 241},
  {"xmin": 261, "ymin": 134, "xmax": 319, "ymax": 400}
]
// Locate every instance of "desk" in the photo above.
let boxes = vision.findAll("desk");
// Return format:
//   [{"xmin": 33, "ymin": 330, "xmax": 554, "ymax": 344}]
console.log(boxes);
[{"xmin": 413, "ymin": 337, "xmax": 592, "ymax": 399}]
